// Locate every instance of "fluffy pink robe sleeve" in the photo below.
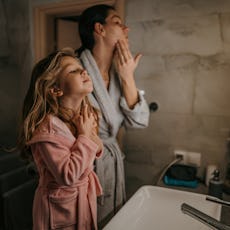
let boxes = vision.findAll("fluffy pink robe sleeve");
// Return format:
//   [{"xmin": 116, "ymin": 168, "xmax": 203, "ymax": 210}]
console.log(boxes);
[{"xmin": 27, "ymin": 115, "xmax": 103, "ymax": 230}]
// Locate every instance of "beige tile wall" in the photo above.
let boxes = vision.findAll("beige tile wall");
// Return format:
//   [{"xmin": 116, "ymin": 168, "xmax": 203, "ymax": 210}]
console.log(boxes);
[{"xmin": 124, "ymin": 0, "xmax": 230, "ymax": 191}]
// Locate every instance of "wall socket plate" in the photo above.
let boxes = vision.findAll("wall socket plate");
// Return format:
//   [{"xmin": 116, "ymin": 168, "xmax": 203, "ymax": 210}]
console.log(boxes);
[{"xmin": 174, "ymin": 149, "xmax": 201, "ymax": 167}]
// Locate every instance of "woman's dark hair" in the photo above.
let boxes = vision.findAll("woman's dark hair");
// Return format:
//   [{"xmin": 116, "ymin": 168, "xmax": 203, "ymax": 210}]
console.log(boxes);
[{"xmin": 77, "ymin": 4, "xmax": 115, "ymax": 55}]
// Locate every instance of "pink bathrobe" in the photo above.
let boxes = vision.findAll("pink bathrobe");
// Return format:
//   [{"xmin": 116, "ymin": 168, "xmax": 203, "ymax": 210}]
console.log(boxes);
[{"xmin": 27, "ymin": 114, "xmax": 103, "ymax": 230}]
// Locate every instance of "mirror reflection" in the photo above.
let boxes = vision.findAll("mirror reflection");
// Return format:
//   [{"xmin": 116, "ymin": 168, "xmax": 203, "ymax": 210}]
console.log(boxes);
[{"xmin": 0, "ymin": 0, "xmax": 230, "ymax": 229}]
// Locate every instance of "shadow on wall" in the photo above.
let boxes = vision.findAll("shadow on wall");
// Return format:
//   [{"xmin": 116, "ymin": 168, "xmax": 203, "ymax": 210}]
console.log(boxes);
[{"xmin": 0, "ymin": 57, "xmax": 21, "ymax": 147}]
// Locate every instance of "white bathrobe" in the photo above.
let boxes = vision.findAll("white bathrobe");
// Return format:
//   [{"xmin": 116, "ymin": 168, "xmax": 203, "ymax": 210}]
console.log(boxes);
[{"xmin": 80, "ymin": 50, "xmax": 150, "ymax": 225}]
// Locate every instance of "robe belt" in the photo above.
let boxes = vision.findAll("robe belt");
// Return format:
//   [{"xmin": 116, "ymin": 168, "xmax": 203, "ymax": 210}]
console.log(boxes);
[
  {"xmin": 102, "ymin": 136, "xmax": 117, "ymax": 147},
  {"xmin": 38, "ymin": 166, "xmax": 102, "ymax": 194},
  {"xmin": 38, "ymin": 167, "xmax": 102, "ymax": 230},
  {"xmin": 95, "ymin": 138, "xmax": 123, "ymax": 206}
]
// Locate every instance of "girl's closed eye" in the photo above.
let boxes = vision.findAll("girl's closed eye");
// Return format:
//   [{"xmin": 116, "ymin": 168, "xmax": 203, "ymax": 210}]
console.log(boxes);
[
  {"xmin": 69, "ymin": 68, "xmax": 82, "ymax": 74},
  {"xmin": 69, "ymin": 69, "xmax": 76, "ymax": 73}
]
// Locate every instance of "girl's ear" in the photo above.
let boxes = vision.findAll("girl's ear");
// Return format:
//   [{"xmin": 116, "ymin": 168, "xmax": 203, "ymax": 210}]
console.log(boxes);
[
  {"xmin": 94, "ymin": 22, "xmax": 105, "ymax": 36},
  {"xmin": 50, "ymin": 87, "xmax": 63, "ymax": 97}
]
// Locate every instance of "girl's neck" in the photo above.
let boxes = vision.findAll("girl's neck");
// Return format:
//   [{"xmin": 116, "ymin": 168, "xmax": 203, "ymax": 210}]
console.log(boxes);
[{"xmin": 59, "ymin": 97, "xmax": 83, "ymax": 115}]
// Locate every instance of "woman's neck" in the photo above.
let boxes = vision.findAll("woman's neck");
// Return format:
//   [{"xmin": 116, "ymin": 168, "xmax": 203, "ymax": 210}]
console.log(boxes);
[
  {"xmin": 92, "ymin": 44, "xmax": 113, "ymax": 78},
  {"xmin": 92, "ymin": 45, "xmax": 114, "ymax": 89}
]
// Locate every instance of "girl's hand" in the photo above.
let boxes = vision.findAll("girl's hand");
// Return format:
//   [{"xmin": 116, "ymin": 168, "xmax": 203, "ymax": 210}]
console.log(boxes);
[
  {"xmin": 74, "ymin": 104, "xmax": 96, "ymax": 138},
  {"xmin": 74, "ymin": 105, "xmax": 103, "ymax": 152},
  {"xmin": 114, "ymin": 39, "xmax": 142, "ymax": 82}
]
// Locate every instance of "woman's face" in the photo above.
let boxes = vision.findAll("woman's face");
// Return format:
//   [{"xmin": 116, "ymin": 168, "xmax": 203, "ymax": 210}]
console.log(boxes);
[
  {"xmin": 57, "ymin": 56, "xmax": 93, "ymax": 98},
  {"xmin": 103, "ymin": 10, "xmax": 129, "ymax": 46}
]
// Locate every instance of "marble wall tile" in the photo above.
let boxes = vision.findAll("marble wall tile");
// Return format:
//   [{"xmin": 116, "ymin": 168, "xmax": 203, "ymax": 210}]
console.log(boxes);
[
  {"xmin": 125, "ymin": 143, "xmax": 173, "ymax": 165},
  {"xmin": 134, "ymin": 55, "xmax": 166, "ymax": 79},
  {"xmin": 194, "ymin": 54, "xmax": 230, "ymax": 116},
  {"xmin": 125, "ymin": 160, "xmax": 161, "ymax": 185},
  {"xmin": 127, "ymin": 0, "xmax": 230, "ymax": 23},
  {"xmin": 129, "ymin": 15, "xmax": 222, "ymax": 55},
  {"xmin": 140, "ymin": 70, "xmax": 195, "ymax": 114},
  {"xmin": 220, "ymin": 13, "xmax": 230, "ymax": 52},
  {"xmin": 125, "ymin": 113, "xmax": 229, "ymax": 150},
  {"xmin": 126, "ymin": 0, "xmax": 159, "ymax": 23},
  {"xmin": 124, "ymin": 112, "xmax": 229, "ymax": 176},
  {"xmin": 154, "ymin": 0, "xmax": 230, "ymax": 19},
  {"xmin": 134, "ymin": 54, "xmax": 199, "ymax": 115},
  {"xmin": 124, "ymin": 0, "xmax": 230, "ymax": 189}
]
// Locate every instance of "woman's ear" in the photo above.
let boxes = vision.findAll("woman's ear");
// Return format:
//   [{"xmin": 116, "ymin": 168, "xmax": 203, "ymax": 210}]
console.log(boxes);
[
  {"xmin": 50, "ymin": 87, "xmax": 63, "ymax": 97},
  {"xmin": 94, "ymin": 22, "xmax": 105, "ymax": 36}
]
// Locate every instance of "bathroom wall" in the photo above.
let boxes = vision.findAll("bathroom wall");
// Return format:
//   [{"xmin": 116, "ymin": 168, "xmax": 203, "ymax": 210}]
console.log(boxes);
[
  {"xmin": 0, "ymin": 0, "xmax": 31, "ymax": 146},
  {"xmin": 0, "ymin": 0, "xmax": 230, "ymax": 194},
  {"xmin": 124, "ymin": 0, "xmax": 230, "ymax": 194}
]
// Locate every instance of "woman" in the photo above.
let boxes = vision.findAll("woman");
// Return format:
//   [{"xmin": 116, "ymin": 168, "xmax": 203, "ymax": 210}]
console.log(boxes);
[
  {"xmin": 18, "ymin": 48, "xmax": 103, "ymax": 230},
  {"xmin": 77, "ymin": 4, "xmax": 150, "ymax": 226}
]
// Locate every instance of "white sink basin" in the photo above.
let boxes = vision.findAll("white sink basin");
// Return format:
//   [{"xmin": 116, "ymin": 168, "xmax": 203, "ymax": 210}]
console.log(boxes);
[{"xmin": 103, "ymin": 185, "xmax": 221, "ymax": 230}]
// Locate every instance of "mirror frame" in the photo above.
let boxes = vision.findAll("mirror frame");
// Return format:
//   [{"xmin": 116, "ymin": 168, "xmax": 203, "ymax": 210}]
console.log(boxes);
[{"xmin": 33, "ymin": 0, "xmax": 125, "ymax": 63}]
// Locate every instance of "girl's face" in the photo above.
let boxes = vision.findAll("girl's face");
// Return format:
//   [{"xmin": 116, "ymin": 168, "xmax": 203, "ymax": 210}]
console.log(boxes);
[
  {"xmin": 57, "ymin": 56, "xmax": 93, "ymax": 98},
  {"xmin": 103, "ymin": 10, "xmax": 129, "ymax": 46}
]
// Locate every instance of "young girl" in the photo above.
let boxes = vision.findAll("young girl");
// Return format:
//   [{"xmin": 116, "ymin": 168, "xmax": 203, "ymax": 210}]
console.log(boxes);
[{"xmin": 18, "ymin": 48, "xmax": 103, "ymax": 230}]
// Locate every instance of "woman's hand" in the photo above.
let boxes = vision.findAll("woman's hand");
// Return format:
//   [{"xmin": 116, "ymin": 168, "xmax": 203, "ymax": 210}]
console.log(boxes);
[
  {"xmin": 113, "ymin": 39, "xmax": 140, "ymax": 109},
  {"xmin": 114, "ymin": 39, "xmax": 142, "ymax": 82}
]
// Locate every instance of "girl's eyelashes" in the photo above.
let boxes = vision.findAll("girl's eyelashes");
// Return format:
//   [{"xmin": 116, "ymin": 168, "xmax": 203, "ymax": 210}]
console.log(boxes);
[
  {"xmin": 68, "ymin": 68, "xmax": 83, "ymax": 74},
  {"xmin": 69, "ymin": 70, "xmax": 77, "ymax": 73}
]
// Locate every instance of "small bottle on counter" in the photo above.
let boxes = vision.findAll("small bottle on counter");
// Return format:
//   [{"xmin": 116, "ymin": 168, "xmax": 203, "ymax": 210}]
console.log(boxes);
[{"xmin": 208, "ymin": 169, "xmax": 223, "ymax": 199}]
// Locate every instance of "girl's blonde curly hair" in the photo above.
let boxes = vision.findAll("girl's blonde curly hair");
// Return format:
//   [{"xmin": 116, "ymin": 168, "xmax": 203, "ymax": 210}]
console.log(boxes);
[{"xmin": 18, "ymin": 48, "xmax": 98, "ymax": 160}]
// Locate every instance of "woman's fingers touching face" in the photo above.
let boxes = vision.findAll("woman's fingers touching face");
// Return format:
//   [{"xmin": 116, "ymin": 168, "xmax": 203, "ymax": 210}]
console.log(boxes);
[{"xmin": 116, "ymin": 40, "xmax": 132, "ymax": 64}]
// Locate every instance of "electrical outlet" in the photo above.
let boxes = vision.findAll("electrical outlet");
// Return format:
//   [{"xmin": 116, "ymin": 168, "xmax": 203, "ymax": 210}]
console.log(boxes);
[
  {"xmin": 174, "ymin": 149, "xmax": 201, "ymax": 167},
  {"xmin": 174, "ymin": 149, "xmax": 187, "ymax": 160}
]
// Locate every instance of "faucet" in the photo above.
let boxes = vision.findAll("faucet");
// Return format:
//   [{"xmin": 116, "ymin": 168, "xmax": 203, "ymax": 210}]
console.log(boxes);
[
  {"xmin": 206, "ymin": 196, "xmax": 230, "ymax": 207},
  {"xmin": 181, "ymin": 203, "xmax": 230, "ymax": 230}
]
